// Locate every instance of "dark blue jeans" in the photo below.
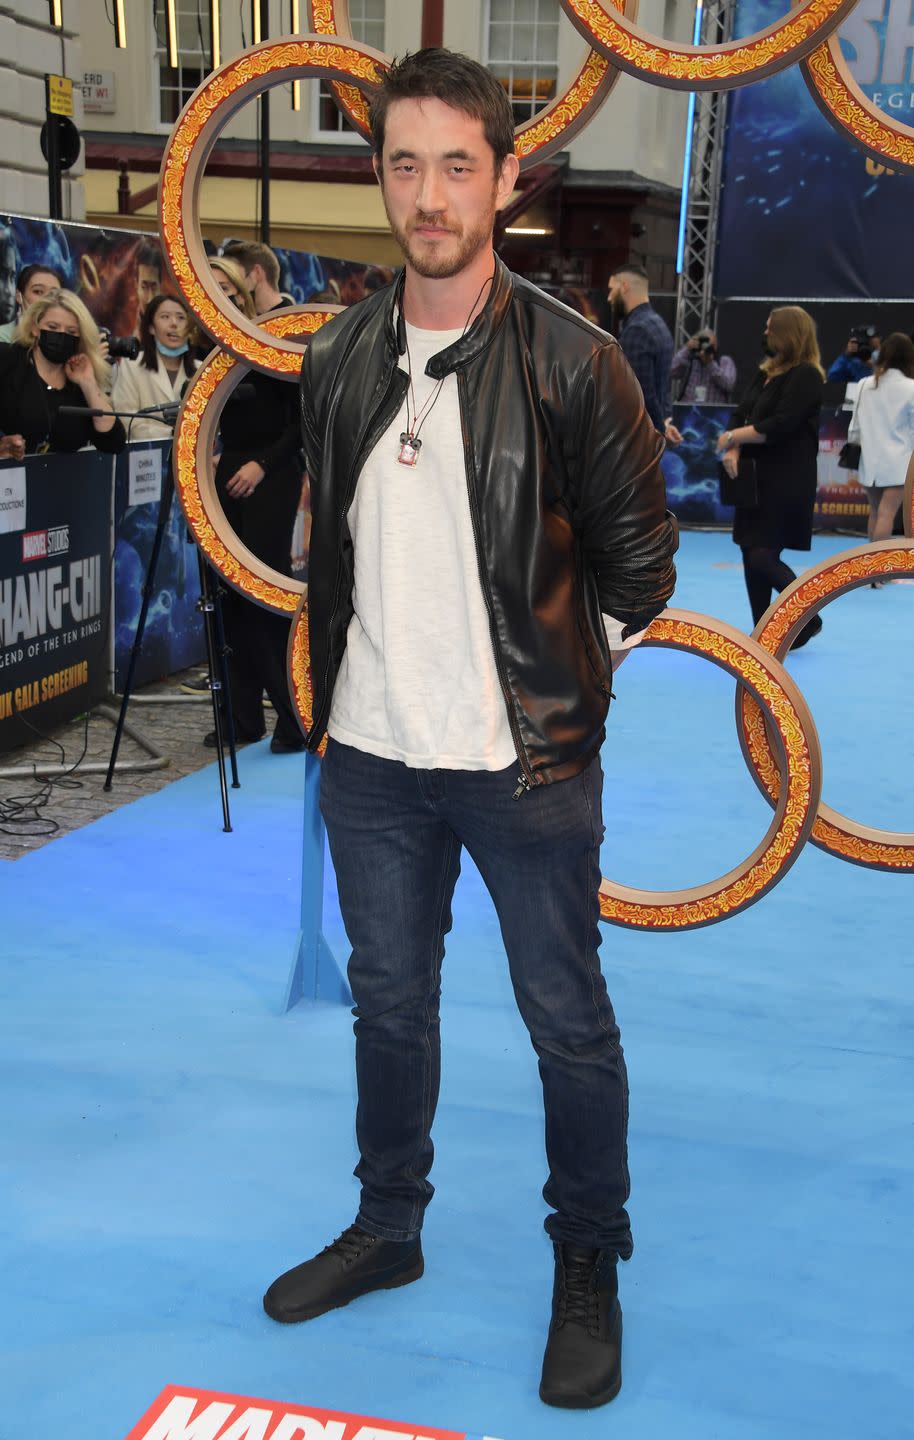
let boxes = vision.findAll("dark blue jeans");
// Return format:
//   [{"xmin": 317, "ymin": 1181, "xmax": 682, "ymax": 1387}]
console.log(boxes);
[{"xmin": 319, "ymin": 738, "xmax": 633, "ymax": 1259}]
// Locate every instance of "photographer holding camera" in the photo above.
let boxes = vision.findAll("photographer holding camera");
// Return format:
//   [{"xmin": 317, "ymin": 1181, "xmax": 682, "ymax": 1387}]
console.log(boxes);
[
  {"xmin": 827, "ymin": 325, "xmax": 881, "ymax": 385},
  {"xmin": 670, "ymin": 329, "xmax": 737, "ymax": 405},
  {"xmin": 112, "ymin": 293, "xmax": 199, "ymax": 440},
  {"xmin": 0, "ymin": 288, "xmax": 125, "ymax": 455}
]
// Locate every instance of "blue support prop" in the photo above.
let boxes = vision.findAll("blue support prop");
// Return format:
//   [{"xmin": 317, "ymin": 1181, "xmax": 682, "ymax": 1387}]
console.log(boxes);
[{"xmin": 284, "ymin": 751, "xmax": 352, "ymax": 1012}]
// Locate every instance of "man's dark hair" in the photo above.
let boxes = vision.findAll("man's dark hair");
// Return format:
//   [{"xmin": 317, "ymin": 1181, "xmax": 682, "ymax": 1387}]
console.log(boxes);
[
  {"xmin": 17, "ymin": 263, "xmax": 65, "ymax": 293},
  {"xmin": 611, "ymin": 262, "xmax": 649, "ymax": 283},
  {"xmin": 136, "ymin": 242, "xmax": 162, "ymax": 273},
  {"xmin": 369, "ymin": 48, "xmax": 515, "ymax": 172}
]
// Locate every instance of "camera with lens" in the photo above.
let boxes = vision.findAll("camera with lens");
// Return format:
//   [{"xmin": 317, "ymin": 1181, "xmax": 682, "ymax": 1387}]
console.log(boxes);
[
  {"xmin": 101, "ymin": 330, "xmax": 140, "ymax": 361},
  {"xmin": 848, "ymin": 324, "xmax": 877, "ymax": 361},
  {"xmin": 696, "ymin": 331, "xmax": 715, "ymax": 354}
]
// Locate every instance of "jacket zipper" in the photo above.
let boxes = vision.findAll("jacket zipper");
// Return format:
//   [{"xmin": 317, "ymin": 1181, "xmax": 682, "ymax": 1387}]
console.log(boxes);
[
  {"xmin": 308, "ymin": 369, "xmax": 407, "ymax": 748},
  {"xmin": 456, "ymin": 369, "xmax": 536, "ymax": 799}
]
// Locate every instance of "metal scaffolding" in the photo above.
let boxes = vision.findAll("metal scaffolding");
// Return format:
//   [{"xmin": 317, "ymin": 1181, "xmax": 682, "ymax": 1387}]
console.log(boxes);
[{"xmin": 674, "ymin": 0, "xmax": 737, "ymax": 348}]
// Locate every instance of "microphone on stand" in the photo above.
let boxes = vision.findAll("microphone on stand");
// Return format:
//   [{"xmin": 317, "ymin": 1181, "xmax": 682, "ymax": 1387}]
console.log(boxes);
[
  {"xmin": 59, "ymin": 384, "xmax": 256, "ymax": 423},
  {"xmin": 58, "ymin": 402, "xmax": 181, "ymax": 421}
]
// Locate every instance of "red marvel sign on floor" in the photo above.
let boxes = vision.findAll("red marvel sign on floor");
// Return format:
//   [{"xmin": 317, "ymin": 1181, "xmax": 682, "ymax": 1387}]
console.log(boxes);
[{"xmin": 124, "ymin": 1386, "xmax": 504, "ymax": 1440}]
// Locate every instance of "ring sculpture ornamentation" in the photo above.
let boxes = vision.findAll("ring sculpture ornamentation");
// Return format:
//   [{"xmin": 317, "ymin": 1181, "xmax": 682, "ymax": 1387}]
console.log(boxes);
[
  {"xmin": 801, "ymin": 35, "xmax": 914, "ymax": 173},
  {"xmin": 597, "ymin": 611, "xmax": 822, "ymax": 930},
  {"xmin": 558, "ymin": 0, "xmax": 858, "ymax": 91},
  {"xmin": 173, "ymin": 307, "xmax": 341, "ymax": 615},
  {"xmin": 306, "ymin": 0, "xmax": 637, "ymax": 167},
  {"xmin": 162, "ymin": 16, "xmax": 909, "ymax": 929},
  {"xmin": 159, "ymin": 36, "xmax": 387, "ymax": 379},
  {"xmin": 736, "ymin": 463, "xmax": 914, "ymax": 871}
]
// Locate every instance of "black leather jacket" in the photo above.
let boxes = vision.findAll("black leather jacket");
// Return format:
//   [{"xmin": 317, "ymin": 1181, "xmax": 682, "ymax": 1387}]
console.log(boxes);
[{"xmin": 300, "ymin": 259, "xmax": 677, "ymax": 787}]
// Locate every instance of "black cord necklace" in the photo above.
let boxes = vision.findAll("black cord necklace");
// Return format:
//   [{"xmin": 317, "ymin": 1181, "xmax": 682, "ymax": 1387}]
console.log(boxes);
[{"xmin": 397, "ymin": 271, "xmax": 494, "ymax": 468}]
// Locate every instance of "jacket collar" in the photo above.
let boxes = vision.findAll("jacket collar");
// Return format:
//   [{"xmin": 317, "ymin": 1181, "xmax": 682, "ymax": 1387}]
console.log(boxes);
[{"xmin": 382, "ymin": 256, "xmax": 514, "ymax": 378}]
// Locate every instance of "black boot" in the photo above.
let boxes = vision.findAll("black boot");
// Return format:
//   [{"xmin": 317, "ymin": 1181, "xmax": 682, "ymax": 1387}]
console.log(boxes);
[
  {"xmin": 539, "ymin": 1244, "xmax": 622, "ymax": 1409},
  {"xmin": 789, "ymin": 613, "xmax": 823, "ymax": 650},
  {"xmin": 263, "ymin": 1224, "xmax": 423, "ymax": 1324}
]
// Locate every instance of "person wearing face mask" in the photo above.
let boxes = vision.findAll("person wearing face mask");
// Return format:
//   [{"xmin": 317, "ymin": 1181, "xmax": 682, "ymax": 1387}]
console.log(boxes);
[
  {"xmin": 0, "ymin": 288, "xmax": 125, "ymax": 455},
  {"xmin": 112, "ymin": 293, "xmax": 200, "ymax": 440},
  {"xmin": 716, "ymin": 305, "xmax": 825, "ymax": 646},
  {"xmin": 209, "ymin": 255, "xmax": 253, "ymax": 317}
]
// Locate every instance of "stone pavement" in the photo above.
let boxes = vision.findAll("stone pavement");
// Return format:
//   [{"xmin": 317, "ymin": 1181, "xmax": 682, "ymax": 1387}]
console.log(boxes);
[{"xmin": 0, "ymin": 668, "xmax": 259, "ymax": 862}]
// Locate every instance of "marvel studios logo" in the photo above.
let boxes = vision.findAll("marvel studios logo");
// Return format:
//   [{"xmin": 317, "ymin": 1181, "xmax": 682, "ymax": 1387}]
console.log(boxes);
[{"xmin": 21, "ymin": 526, "xmax": 70, "ymax": 562}]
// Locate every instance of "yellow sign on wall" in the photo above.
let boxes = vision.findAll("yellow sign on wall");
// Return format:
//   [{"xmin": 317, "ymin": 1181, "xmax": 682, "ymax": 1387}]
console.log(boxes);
[{"xmin": 47, "ymin": 74, "xmax": 74, "ymax": 117}]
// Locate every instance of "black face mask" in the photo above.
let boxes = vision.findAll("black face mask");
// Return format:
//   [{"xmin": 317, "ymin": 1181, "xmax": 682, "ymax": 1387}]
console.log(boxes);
[{"xmin": 37, "ymin": 329, "xmax": 80, "ymax": 365}]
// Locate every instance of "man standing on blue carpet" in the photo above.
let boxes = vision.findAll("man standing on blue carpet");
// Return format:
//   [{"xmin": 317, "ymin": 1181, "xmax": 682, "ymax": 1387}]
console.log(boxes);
[{"xmin": 263, "ymin": 48, "xmax": 677, "ymax": 1410}]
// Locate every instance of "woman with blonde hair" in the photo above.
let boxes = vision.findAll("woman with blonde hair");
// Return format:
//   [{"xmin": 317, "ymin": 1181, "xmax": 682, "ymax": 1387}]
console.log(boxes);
[
  {"xmin": 0, "ymin": 287, "xmax": 125, "ymax": 456},
  {"xmin": 209, "ymin": 255, "xmax": 255, "ymax": 319},
  {"xmin": 716, "ymin": 304, "xmax": 826, "ymax": 646},
  {"xmin": 847, "ymin": 332, "xmax": 914, "ymax": 560}
]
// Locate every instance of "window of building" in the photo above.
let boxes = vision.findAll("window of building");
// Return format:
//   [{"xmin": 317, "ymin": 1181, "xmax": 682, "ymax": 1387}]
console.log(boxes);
[
  {"xmin": 155, "ymin": 0, "xmax": 211, "ymax": 127},
  {"xmin": 315, "ymin": 0, "xmax": 385, "ymax": 139},
  {"xmin": 486, "ymin": 0, "xmax": 560, "ymax": 126}
]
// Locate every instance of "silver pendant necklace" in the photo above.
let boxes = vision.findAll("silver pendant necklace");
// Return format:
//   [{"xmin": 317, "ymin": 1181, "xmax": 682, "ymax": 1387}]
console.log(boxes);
[{"xmin": 397, "ymin": 271, "xmax": 494, "ymax": 467}]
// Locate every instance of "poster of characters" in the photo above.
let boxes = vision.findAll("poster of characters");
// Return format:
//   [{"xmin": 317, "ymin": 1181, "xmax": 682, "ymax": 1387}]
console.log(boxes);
[
  {"xmin": 662, "ymin": 405, "xmax": 736, "ymax": 527},
  {"xmin": 0, "ymin": 215, "xmax": 173, "ymax": 340},
  {"xmin": 663, "ymin": 404, "xmax": 867, "ymax": 532},
  {"xmin": 0, "ymin": 212, "xmax": 395, "ymax": 346},
  {"xmin": 717, "ymin": 0, "xmax": 914, "ymax": 299}
]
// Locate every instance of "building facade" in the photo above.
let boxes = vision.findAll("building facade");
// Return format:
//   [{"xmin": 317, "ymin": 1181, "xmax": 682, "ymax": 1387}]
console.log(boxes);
[
  {"xmin": 0, "ymin": 0, "xmax": 85, "ymax": 221},
  {"xmin": 10, "ymin": 1, "xmax": 694, "ymax": 295}
]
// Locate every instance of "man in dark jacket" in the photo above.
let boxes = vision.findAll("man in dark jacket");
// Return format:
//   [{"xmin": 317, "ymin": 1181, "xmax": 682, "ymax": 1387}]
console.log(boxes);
[
  {"xmin": 608, "ymin": 262, "xmax": 674, "ymax": 433},
  {"xmin": 263, "ymin": 49, "xmax": 677, "ymax": 1410}
]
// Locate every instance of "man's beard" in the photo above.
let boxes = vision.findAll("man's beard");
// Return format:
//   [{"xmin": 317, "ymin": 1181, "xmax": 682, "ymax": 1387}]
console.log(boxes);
[
  {"xmin": 610, "ymin": 295, "xmax": 625, "ymax": 326},
  {"xmin": 382, "ymin": 189, "xmax": 498, "ymax": 280}
]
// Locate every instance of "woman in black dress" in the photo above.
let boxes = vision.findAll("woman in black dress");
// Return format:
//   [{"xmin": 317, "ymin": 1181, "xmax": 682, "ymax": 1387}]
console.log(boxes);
[
  {"xmin": 717, "ymin": 306, "xmax": 825, "ymax": 646},
  {"xmin": 205, "ymin": 257, "xmax": 305, "ymax": 752},
  {"xmin": 0, "ymin": 288, "xmax": 125, "ymax": 456}
]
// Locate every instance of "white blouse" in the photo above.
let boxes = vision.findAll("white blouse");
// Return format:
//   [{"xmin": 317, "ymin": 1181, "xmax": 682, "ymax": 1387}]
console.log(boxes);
[{"xmin": 848, "ymin": 369, "xmax": 914, "ymax": 489}]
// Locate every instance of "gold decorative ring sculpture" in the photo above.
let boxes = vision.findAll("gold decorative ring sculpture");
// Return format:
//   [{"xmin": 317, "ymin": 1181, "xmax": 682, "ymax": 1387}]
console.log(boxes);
[
  {"xmin": 737, "ymin": 466, "xmax": 914, "ymax": 870},
  {"xmin": 559, "ymin": 0, "xmax": 858, "ymax": 91},
  {"xmin": 801, "ymin": 37, "xmax": 914, "ymax": 174},
  {"xmin": 598, "ymin": 611, "xmax": 822, "ymax": 930},
  {"xmin": 306, "ymin": 0, "xmax": 638, "ymax": 168},
  {"xmin": 158, "ymin": 36, "xmax": 387, "ymax": 378},
  {"xmin": 172, "ymin": 307, "xmax": 340, "ymax": 615}
]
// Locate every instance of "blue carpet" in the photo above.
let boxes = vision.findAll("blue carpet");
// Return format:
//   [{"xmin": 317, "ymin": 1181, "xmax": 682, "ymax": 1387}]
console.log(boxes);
[{"xmin": 2, "ymin": 531, "xmax": 912, "ymax": 1440}]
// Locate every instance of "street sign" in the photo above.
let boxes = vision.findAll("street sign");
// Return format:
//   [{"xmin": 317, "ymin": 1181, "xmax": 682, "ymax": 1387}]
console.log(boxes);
[
  {"xmin": 46, "ymin": 73, "xmax": 74, "ymax": 117},
  {"xmin": 80, "ymin": 70, "xmax": 116, "ymax": 113}
]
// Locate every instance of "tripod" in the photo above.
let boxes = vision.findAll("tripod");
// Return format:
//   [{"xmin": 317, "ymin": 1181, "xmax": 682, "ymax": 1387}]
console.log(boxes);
[{"xmin": 96, "ymin": 402, "xmax": 240, "ymax": 829}]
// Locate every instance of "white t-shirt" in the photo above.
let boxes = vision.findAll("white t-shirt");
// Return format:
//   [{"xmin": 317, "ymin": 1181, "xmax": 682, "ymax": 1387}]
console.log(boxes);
[{"xmin": 327, "ymin": 321, "xmax": 642, "ymax": 771}]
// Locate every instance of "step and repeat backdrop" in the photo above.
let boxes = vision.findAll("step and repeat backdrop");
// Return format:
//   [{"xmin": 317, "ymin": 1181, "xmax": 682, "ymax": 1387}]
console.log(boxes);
[{"xmin": 0, "ymin": 441, "xmax": 205, "ymax": 754}]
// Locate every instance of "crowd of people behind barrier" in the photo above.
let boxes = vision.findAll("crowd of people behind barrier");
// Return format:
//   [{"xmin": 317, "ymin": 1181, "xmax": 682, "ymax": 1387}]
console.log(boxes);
[{"xmin": 0, "ymin": 241, "xmax": 911, "ymax": 665}]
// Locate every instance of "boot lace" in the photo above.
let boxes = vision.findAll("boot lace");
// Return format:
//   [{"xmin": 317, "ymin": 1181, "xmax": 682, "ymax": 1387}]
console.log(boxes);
[
  {"xmin": 559, "ymin": 1250, "xmax": 600, "ymax": 1329},
  {"xmin": 323, "ymin": 1225, "xmax": 378, "ymax": 1267}
]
